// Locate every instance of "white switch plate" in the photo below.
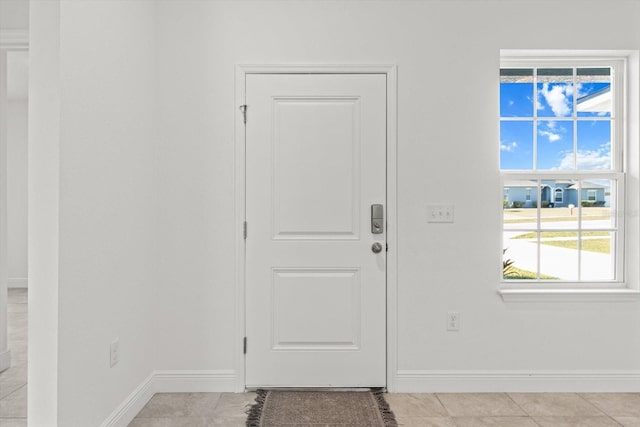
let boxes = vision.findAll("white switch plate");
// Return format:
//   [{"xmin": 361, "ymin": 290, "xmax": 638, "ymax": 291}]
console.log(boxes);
[{"xmin": 427, "ymin": 204, "xmax": 454, "ymax": 223}]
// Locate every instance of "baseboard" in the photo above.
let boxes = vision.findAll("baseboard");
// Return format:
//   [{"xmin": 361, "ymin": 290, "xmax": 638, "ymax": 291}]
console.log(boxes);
[
  {"xmin": 154, "ymin": 370, "xmax": 237, "ymax": 393},
  {"xmin": 101, "ymin": 370, "xmax": 237, "ymax": 427},
  {"xmin": 100, "ymin": 372, "xmax": 155, "ymax": 427},
  {"xmin": 0, "ymin": 349, "xmax": 11, "ymax": 373},
  {"xmin": 395, "ymin": 370, "xmax": 640, "ymax": 392},
  {"xmin": 8, "ymin": 278, "xmax": 28, "ymax": 289}
]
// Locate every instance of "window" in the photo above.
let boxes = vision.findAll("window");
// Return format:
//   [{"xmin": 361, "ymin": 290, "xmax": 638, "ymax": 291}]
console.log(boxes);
[
  {"xmin": 500, "ymin": 54, "xmax": 627, "ymax": 285},
  {"xmin": 554, "ymin": 188, "xmax": 563, "ymax": 203}
]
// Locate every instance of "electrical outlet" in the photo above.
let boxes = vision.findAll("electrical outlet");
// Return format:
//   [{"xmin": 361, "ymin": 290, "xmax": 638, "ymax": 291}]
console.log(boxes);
[
  {"xmin": 447, "ymin": 311, "xmax": 460, "ymax": 331},
  {"xmin": 110, "ymin": 339, "xmax": 119, "ymax": 367},
  {"xmin": 427, "ymin": 204, "xmax": 454, "ymax": 223}
]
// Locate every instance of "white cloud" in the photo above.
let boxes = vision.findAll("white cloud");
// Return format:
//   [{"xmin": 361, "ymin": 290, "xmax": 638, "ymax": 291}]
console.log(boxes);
[
  {"xmin": 538, "ymin": 120, "xmax": 564, "ymax": 142},
  {"xmin": 538, "ymin": 83, "xmax": 572, "ymax": 116},
  {"xmin": 555, "ymin": 142, "xmax": 611, "ymax": 170},
  {"xmin": 539, "ymin": 130, "xmax": 561, "ymax": 142},
  {"xmin": 501, "ymin": 141, "xmax": 518, "ymax": 152}
]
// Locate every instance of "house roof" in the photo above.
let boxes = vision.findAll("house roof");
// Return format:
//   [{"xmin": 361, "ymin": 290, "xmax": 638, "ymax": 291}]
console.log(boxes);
[
  {"xmin": 576, "ymin": 86, "xmax": 611, "ymax": 113},
  {"xmin": 504, "ymin": 180, "xmax": 609, "ymax": 190},
  {"xmin": 503, "ymin": 180, "xmax": 538, "ymax": 188},
  {"xmin": 568, "ymin": 181, "xmax": 609, "ymax": 190}
]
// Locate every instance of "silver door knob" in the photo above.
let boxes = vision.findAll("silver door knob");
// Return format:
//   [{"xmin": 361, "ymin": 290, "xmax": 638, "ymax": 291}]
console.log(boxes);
[{"xmin": 371, "ymin": 242, "xmax": 383, "ymax": 253}]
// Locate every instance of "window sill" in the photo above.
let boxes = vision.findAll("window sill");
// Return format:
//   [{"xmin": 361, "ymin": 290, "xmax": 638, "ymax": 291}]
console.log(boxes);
[{"xmin": 499, "ymin": 288, "xmax": 640, "ymax": 302}]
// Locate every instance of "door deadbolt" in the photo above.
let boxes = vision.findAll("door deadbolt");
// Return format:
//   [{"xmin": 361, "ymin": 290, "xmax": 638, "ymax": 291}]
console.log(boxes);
[
  {"xmin": 371, "ymin": 204, "xmax": 384, "ymax": 234},
  {"xmin": 371, "ymin": 242, "xmax": 383, "ymax": 253}
]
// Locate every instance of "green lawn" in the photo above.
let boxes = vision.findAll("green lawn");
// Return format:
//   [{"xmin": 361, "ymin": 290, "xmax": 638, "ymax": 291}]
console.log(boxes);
[
  {"xmin": 513, "ymin": 231, "xmax": 610, "ymax": 239},
  {"xmin": 504, "ymin": 216, "xmax": 610, "ymax": 224},
  {"xmin": 542, "ymin": 238, "xmax": 611, "ymax": 254},
  {"xmin": 504, "ymin": 267, "xmax": 557, "ymax": 280}
]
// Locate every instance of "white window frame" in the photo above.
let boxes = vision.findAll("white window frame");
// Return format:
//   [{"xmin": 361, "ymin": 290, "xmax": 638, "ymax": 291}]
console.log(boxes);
[
  {"xmin": 499, "ymin": 50, "xmax": 640, "ymax": 302},
  {"xmin": 587, "ymin": 189, "xmax": 597, "ymax": 201},
  {"xmin": 554, "ymin": 188, "xmax": 564, "ymax": 203}
]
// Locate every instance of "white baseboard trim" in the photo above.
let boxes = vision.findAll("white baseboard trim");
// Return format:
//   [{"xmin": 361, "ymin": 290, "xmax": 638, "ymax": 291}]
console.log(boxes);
[
  {"xmin": 154, "ymin": 370, "xmax": 237, "ymax": 393},
  {"xmin": 100, "ymin": 372, "xmax": 155, "ymax": 427},
  {"xmin": 0, "ymin": 349, "xmax": 11, "ymax": 373},
  {"xmin": 8, "ymin": 278, "xmax": 27, "ymax": 289},
  {"xmin": 395, "ymin": 370, "xmax": 640, "ymax": 392},
  {"xmin": 101, "ymin": 370, "xmax": 237, "ymax": 427}
]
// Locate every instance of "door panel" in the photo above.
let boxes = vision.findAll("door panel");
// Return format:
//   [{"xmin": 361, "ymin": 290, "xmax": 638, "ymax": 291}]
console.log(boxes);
[
  {"xmin": 245, "ymin": 73, "xmax": 386, "ymax": 388},
  {"xmin": 272, "ymin": 268, "xmax": 361, "ymax": 351},
  {"xmin": 272, "ymin": 98, "xmax": 360, "ymax": 239}
]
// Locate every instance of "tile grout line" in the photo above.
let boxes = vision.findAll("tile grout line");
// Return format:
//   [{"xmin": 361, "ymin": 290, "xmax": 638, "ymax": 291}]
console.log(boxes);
[
  {"xmin": 576, "ymin": 393, "xmax": 625, "ymax": 426},
  {"xmin": 0, "ymin": 384, "xmax": 27, "ymax": 420},
  {"xmin": 433, "ymin": 393, "xmax": 453, "ymax": 417},
  {"xmin": 504, "ymin": 391, "xmax": 532, "ymax": 418}
]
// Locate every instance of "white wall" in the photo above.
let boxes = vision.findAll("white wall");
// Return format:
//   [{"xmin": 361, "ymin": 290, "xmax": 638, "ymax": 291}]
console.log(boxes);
[
  {"xmin": 27, "ymin": 0, "xmax": 640, "ymax": 424},
  {"xmin": 29, "ymin": 0, "xmax": 158, "ymax": 424},
  {"xmin": 153, "ymin": 0, "xmax": 640, "ymax": 384},
  {"xmin": 7, "ymin": 99, "xmax": 27, "ymax": 287},
  {"xmin": 0, "ymin": 0, "xmax": 28, "ymax": 30},
  {"xmin": 28, "ymin": 0, "xmax": 60, "ymax": 421}
]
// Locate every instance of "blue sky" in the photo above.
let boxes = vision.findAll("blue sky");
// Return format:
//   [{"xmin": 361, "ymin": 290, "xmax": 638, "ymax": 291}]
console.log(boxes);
[{"xmin": 500, "ymin": 80, "xmax": 611, "ymax": 171}]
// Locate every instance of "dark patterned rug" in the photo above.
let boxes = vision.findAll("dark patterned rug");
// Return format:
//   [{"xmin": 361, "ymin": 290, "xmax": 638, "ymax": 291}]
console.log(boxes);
[{"xmin": 246, "ymin": 389, "xmax": 398, "ymax": 426}]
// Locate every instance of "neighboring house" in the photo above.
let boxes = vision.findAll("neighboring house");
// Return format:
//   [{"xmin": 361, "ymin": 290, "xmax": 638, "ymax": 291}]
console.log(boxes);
[{"xmin": 504, "ymin": 180, "xmax": 608, "ymax": 208}]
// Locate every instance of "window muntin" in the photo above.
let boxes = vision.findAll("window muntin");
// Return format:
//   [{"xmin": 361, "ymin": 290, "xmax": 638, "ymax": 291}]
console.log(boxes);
[{"xmin": 501, "ymin": 59, "xmax": 624, "ymax": 284}]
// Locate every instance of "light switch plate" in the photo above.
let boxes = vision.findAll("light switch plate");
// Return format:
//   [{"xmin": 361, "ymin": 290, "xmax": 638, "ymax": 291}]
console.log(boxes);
[{"xmin": 427, "ymin": 204, "xmax": 454, "ymax": 223}]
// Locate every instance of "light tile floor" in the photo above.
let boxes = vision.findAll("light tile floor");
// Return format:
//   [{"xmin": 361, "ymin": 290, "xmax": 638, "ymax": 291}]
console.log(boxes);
[
  {"xmin": 3, "ymin": 290, "xmax": 640, "ymax": 427},
  {"xmin": 0, "ymin": 289, "xmax": 28, "ymax": 426},
  {"xmin": 131, "ymin": 391, "xmax": 640, "ymax": 426}
]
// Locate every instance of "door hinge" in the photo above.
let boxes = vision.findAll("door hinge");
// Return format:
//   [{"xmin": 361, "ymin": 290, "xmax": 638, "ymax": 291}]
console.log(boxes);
[
  {"xmin": 243, "ymin": 221, "xmax": 247, "ymax": 239},
  {"xmin": 239, "ymin": 105, "xmax": 247, "ymax": 124},
  {"xmin": 386, "ymin": 243, "xmax": 389, "ymax": 252},
  {"xmin": 243, "ymin": 337, "xmax": 247, "ymax": 354}
]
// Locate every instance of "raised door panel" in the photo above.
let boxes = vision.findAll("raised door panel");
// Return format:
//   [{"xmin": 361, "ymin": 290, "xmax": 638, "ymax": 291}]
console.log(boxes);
[{"xmin": 273, "ymin": 98, "xmax": 360, "ymax": 240}]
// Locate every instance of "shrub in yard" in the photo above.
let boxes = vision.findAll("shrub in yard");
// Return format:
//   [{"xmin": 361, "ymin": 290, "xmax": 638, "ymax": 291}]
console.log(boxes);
[
  {"xmin": 503, "ymin": 249, "xmax": 515, "ymax": 277},
  {"xmin": 541, "ymin": 201, "xmax": 550, "ymax": 208},
  {"xmin": 581, "ymin": 200, "xmax": 605, "ymax": 207},
  {"xmin": 512, "ymin": 201, "xmax": 524, "ymax": 208}
]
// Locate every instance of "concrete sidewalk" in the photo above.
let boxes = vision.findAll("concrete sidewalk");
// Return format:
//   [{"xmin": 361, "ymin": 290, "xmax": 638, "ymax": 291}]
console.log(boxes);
[{"xmin": 504, "ymin": 230, "xmax": 615, "ymax": 281}]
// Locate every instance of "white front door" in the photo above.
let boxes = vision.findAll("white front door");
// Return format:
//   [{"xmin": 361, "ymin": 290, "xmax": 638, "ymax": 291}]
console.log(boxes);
[{"xmin": 245, "ymin": 73, "xmax": 387, "ymax": 388}]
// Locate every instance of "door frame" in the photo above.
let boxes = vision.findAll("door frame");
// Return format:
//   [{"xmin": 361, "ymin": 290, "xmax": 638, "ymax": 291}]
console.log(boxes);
[{"xmin": 234, "ymin": 64, "xmax": 398, "ymax": 392}]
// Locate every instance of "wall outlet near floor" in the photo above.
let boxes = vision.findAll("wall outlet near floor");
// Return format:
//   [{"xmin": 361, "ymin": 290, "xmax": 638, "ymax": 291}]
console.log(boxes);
[
  {"xmin": 447, "ymin": 311, "xmax": 460, "ymax": 331},
  {"xmin": 427, "ymin": 204, "xmax": 454, "ymax": 223},
  {"xmin": 110, "ymin": 338, "xmax": 120, "ymax": 367}
]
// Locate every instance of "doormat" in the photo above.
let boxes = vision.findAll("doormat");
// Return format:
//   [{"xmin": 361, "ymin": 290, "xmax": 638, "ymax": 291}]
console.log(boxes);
[{"xmin": 246, "ymin": 389, "xmax": 398, "ymax": 427}]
